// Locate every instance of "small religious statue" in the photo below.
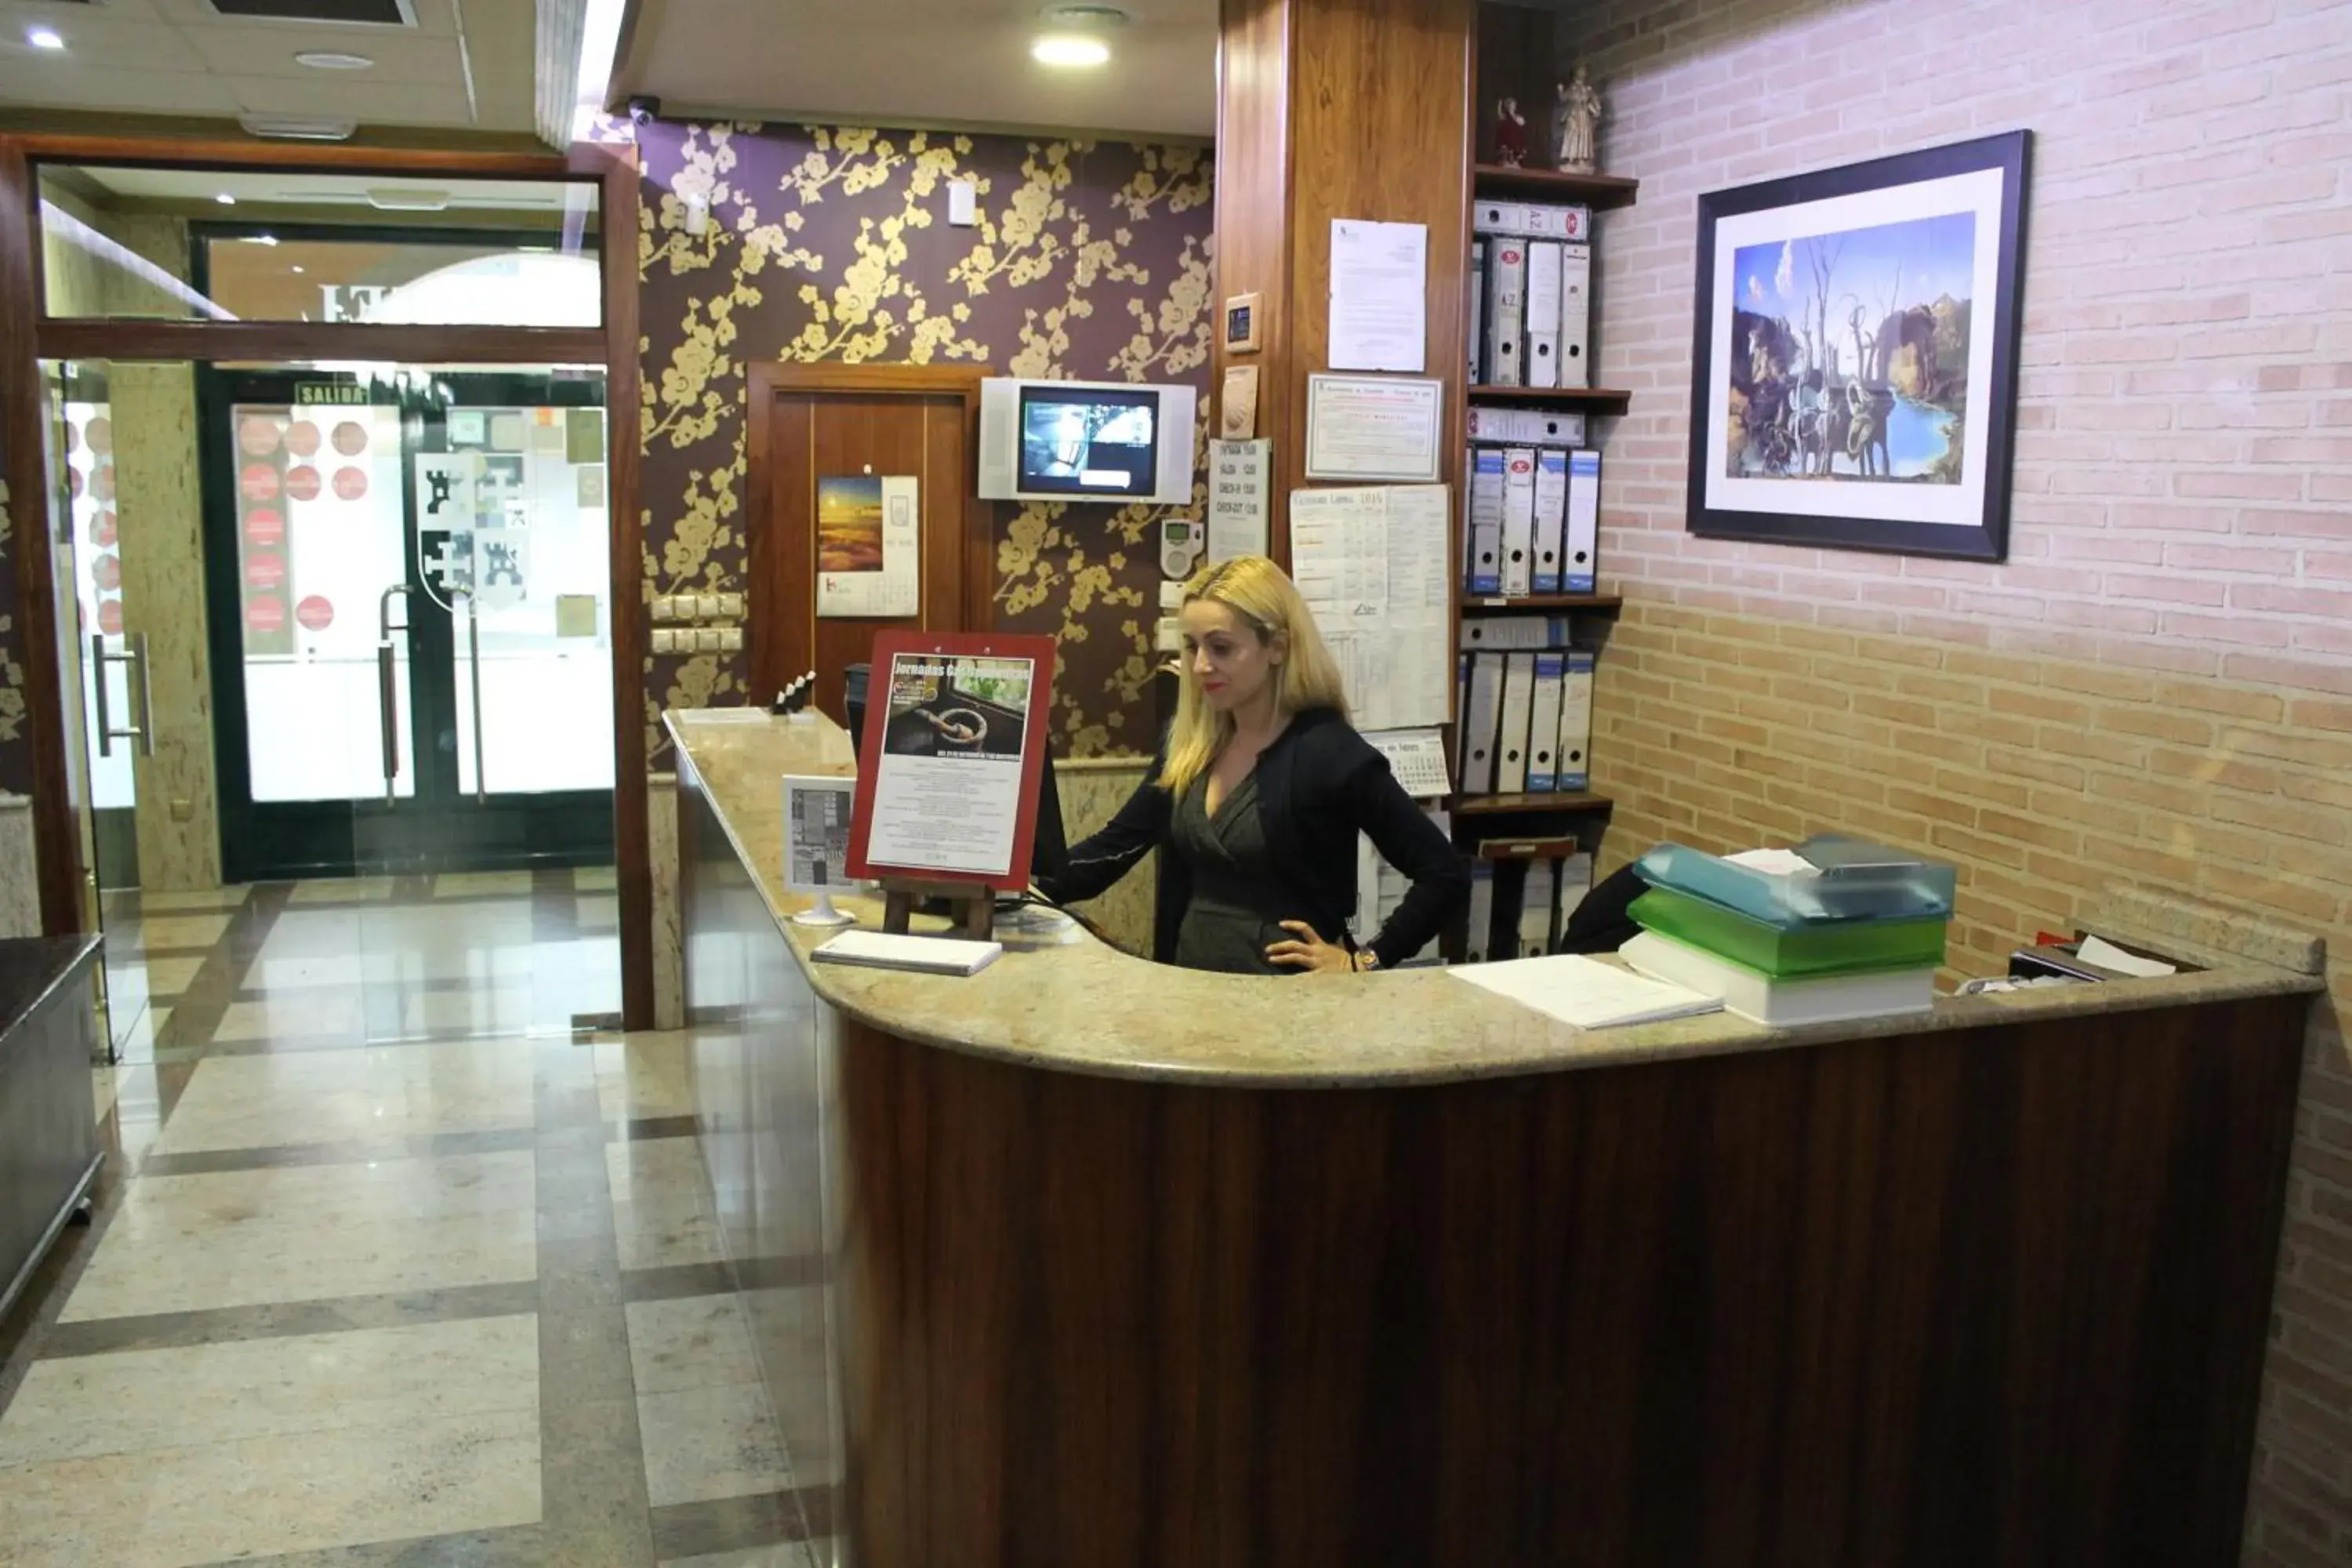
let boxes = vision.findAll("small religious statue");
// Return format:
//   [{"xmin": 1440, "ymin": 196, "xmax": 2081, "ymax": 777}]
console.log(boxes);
[
  {"xmin": 1556, "ymin": 62, "xmax": 1603, "ymax": 174},
  {"xmin": 1492, "ymin": 96, "xmax": 1529, "ymax": 168}
]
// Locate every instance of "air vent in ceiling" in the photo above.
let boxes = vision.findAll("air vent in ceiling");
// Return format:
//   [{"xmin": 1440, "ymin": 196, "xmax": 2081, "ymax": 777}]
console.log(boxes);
[{"xmin": 208, "ymin": 0, "xmax": 418, "ymax": 24}]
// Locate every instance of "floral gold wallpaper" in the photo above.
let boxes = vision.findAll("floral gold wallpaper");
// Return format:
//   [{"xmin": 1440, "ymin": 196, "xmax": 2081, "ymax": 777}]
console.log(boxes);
[{"xmin": 637, "ymin": 121, "xmax": 1214, "ymax": 761}]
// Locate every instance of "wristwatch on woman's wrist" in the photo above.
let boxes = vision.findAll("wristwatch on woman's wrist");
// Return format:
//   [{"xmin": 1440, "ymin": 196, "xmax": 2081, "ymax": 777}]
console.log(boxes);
[{"xmin": 1353, "ymin": 949, "xmax": 1381, "ymax": 972}]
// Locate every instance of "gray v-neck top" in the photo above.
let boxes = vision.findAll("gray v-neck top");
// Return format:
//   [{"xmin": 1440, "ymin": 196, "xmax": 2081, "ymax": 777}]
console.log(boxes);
[{"xmin": 1169, "ymin": 771, "xmax": 1295, "ymax": 975}]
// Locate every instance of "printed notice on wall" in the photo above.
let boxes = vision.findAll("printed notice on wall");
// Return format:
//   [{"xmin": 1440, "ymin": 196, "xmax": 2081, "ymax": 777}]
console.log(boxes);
[
  {"xmin": 816, "ymin": 474, "xmax": 920, "ymax": 617},
  {"xmin": 1206, "ymin": 439, "xmax": 1272, "ymax": 563},
  {"xmin": 862, "ymin": 651, "xmax": 1039, "ymax": 877},
  {"xmin": 1328, "ymin": 218, "xmax": 1428, "ymax": 373},
  {"xmin": 1287, "ymin": 483, "xmax": 1452, "ymax": 732}
]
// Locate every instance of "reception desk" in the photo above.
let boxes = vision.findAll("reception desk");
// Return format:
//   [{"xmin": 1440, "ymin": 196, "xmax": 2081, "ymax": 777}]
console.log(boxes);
[{"xmin": 670, "ymin": 709, "xmax": 2323, "ymax": 1567}]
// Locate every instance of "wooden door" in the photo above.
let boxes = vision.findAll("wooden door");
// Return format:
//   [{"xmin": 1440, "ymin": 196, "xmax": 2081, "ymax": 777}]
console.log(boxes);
[{"xmin": 745, "ymin": 363, "xmax": 990, "ymax": 728}]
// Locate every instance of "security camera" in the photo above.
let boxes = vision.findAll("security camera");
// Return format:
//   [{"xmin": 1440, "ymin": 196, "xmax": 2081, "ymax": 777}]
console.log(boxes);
[{"xmin": 626, "ymin": 96, "xmax": 661, "ymax": 126}]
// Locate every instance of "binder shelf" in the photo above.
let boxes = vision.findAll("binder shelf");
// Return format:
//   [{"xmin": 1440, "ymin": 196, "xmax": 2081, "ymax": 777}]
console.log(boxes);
[
  {"xmin": 1468, "ymin": 385, "xmax": 1632, "ymax": 412},
  {"xmin": 1464, "ymin": 593, "xmax": 1622, "ymax": 612},
  {"xmin": 1472, "ymin": 164, "xmax": 1641, "ymax": 209},
  {"xmin": 1451, "ymin": 791, "xmax": 1613, "ymax": 816}
]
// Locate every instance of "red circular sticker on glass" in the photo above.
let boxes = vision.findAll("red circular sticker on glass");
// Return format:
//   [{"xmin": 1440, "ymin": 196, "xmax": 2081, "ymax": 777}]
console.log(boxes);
[
  {"xmin": 285, "ymin": 466, "xmax": 321, "ymax": 503},
  {"xmin": 332, "ymin": 420, "xmax": 368, "ymax": 456},
  {"xmin": 245, "ymin": 508, "xmax": 285, "ymax": 547},
  {"xmin": 245, "ymin": 550, "xmax": 286, "ymax": 591},
  {"xmin": 239, "ymin": 417, "xmax": 281, "ymax": 456},
  {"xmin": 96, "ymin": 598, "xmax": 124, "ymax": 636},
  {"xmin": 332, "ymin": 466, "xmax": 368, "ymax": 502},
  {"xmin": 285, "ymin": 422, "xmax": 321, "ymax": 458},
  {"xmin": 85, "ymin": 416, "xmax": 113, "ymax": 455},
  {"xmin": 245, "ymin": 595, "xmax": 286, "ymax": 635},
  {"xmin": 93, "ymin": 553, "xmax": 122, "ymax": 592},
  {"xmin": 240, "ymin": 463, "xmax": 280, "ymax": 503},
  {"xmin": 90, "ymin": 465, "xmax": 115, "ymax": 503},
  {"xmin": 296, "ymin": 594, "xmax": 336, "ymax": 632},
  {"xmin": 89, "ymin": 510, "xmax": 117, "ymax": 546}
]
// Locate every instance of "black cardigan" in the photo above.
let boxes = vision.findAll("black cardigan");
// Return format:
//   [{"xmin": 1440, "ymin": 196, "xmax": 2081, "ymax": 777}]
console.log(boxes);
[{"xmin": 1041, "ymin": 708, "xmax": 1472, "ymax": 969}]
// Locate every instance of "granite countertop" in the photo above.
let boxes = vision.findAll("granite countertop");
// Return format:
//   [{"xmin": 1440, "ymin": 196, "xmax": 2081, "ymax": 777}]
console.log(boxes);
[
  {"xmin": 668, "ymin": 709, "xmax": 2328, "ymax": 1088},
  {"xmin": 0, "ymin": 935, "xmax": 103, "ymax": 1044}
]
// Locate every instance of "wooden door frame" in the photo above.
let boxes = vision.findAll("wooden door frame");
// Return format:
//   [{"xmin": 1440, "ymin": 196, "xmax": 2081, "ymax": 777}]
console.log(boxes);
[
  {"xmin": 0, "ymin": 132, "xmax": 654, "ymax": 1031},
  {"xmin": 742, "ymin": 361, "xmax": 996, "ymax": 705}
]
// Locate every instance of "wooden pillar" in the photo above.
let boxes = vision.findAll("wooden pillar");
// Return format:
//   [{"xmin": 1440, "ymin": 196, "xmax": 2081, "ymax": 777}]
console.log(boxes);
[{"xmin": 1213, "ymin": 0, "xmax": 1474, "ymax": 563}]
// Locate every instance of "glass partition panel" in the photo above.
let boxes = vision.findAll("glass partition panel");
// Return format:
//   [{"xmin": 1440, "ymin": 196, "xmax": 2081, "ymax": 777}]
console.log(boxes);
[{"xmin": 39, "ymin": 167, "xmax": 600, "ymax": 326}]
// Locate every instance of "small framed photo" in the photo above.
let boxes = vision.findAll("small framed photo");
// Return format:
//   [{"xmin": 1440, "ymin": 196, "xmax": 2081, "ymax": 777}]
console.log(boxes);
[{"xmin": 1223, "ymin": 292, "xmax": 1262, "ymax": 354}]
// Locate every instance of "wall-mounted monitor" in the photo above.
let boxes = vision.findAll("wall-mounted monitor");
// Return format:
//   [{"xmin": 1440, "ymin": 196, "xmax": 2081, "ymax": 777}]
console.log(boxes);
[{"xmin": 976, "ymin": 376, "xmax": 1198, "ymax": 505}]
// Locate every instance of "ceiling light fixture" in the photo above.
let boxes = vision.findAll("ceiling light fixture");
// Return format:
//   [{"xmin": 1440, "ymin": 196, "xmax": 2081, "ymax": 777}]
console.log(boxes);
[
  {"xmin": 216, "ymin": 193, "xmax": 238, "ymax": 205},
  {"xmin": 240, "ymin": 234, "xmax": 281, "ymax": 246},
  {"xmin": 1032, "ymin": 34, "xmax": 1111, "ymax": 67},
  {"xmin": 1037, "ymin": 3, "xmax": 1131, "ymax": 24},
  {"xmin": 238, "ymin": 114, "xmax": 358, "ymax": 142},
  {"xmin": 294, "ymin": 50, "xmax": 374, "ymax": 70},
  {"xmin": 27, "ymin": 26, "xmax": 64, "ymax": 50}
]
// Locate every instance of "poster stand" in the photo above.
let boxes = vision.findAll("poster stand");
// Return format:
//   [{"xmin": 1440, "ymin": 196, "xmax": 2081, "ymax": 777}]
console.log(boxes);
[
  {"xmin": 876, "ymin": 877, "xmax": 996, "ymax": 940},
  {"xmin": 846, "ymin": 630, "xmax": 1061, "ymax": 940}
]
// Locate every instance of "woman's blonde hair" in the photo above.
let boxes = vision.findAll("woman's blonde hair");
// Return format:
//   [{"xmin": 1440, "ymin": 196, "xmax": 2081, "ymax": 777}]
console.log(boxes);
[{"xmin": 1158, "ymin": 554, "xmax": 1348, "ymax": 797}]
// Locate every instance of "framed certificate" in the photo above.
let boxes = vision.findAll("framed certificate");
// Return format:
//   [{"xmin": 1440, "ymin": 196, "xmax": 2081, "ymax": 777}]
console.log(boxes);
[
  {"xmin": 1303, "ymin": 373, "xmax": 1444, "ymax": 482},
  {"xmin": 845, "ymin": 630, "xmax": 1059, "ymax": 890}
]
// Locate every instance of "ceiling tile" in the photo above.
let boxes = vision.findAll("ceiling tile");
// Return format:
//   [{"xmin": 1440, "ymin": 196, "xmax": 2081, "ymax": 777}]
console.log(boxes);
[
  {"xmin": 179, "ymin": 26, "xmax": 465, "ymax": 82},
  {"xmin": 0, "ymin": 60, "xmax": 246, "ymax": 113},
  {"xmin": 223, "ymin": 71, "xmax": 474, "ymax": 125},
  {"xmin": 145, "ymin": 0, "xmax": 459, "ymax": 38}
]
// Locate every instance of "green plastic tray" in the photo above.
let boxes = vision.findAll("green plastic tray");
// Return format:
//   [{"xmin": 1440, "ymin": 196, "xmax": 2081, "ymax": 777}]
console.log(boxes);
[{"xmin": 1629, "ymin": 887, "xmax": 1947, "ymax": 978}]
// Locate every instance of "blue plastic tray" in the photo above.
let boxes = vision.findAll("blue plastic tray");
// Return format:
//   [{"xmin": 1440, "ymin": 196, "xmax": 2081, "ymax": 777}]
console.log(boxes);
[{"xmin": 1632, "ymin": 836, "xmax": 1957, "ymax": 928}]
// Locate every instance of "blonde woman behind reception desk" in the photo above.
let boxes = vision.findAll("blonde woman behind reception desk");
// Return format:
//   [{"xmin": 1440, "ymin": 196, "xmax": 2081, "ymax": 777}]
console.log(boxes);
[{"xmin": 1041, "ymin": 555, "xmax": 1469, "ymax": 975}]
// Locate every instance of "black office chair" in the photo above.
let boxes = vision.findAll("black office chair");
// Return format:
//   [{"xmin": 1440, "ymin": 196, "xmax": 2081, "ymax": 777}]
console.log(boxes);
[{"xmin": 1556, "ymin": 862, "xmax": 1646, "ymax": 955}]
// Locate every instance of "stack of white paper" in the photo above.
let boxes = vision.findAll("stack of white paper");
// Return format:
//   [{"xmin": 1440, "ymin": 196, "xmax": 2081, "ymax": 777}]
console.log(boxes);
[
  {"xmin": 812, "ymin": 930, "xmax": 1003, "ymax": 976},
  {"xmin": 1450, "ymin": 953, "xmax": 1723, "ymax": 1029}
]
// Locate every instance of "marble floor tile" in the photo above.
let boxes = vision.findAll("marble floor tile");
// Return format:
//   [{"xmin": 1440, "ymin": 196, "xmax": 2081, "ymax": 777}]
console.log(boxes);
[
  {"xmin": 245, "ymin": 952, "xmax": 368, "ymax": 989},
  {"xmin": 127, "ymin": 953, "xmax": 209, "ymax": 1000},
  {"xmin": 361, "ymin": 944, "xmax": 543, "ymax": 987},
  {"xmin": 212, "ymin": 993, "xmax": 369, "ymax": 1044},
  {"xmin": 626, "ymin": 1294, "xmax": 760, "ymax": 1396},
  {"xmin": 252, "ymin": 909, "xmax": 367, "ymax": 960},
  {"xmin": 152, "ymin": 1040, "xmax": 539, "ymax": 1155},
  {"xmin": 118, "ymin": 912, "xmax": 234, "ymax": 952},
  {"xmin": 401, "ymin": 986, "xmax": 549, "ymax": 1040},
  {"xmin": 597, "ymin": 1033, "xmax": 699, "ymax": 1123},
  {"xmin": 0, "ymin": 1315, "xmax": 538, "ymax": 1465},
  {"xmin": 580, "ymin": 895, "xmax": 621, "ymax": 931},
  {"xmin": 664, "ymin": 1547, "xmax": 817, "ymax": 1568},
  {"xmin": 0, "ymin": 1406, "xmax": 539, "ymax": 1566},
  {"xmin": 608, "ymin": 1138, "xmax": 728, "ymax": 1272},
  {"xmin": 575, "ymin": 866, "xmax": 619, "ymax": 892},
  {"xmin": 121, "ymin": 886, "xmax": 252, "ymax": 913},
  {"xmin": 434, "ymin": 869, "xmax": 535, "ymax": 898},
  {"xmin": 637, "ymin": 1381, "xmax": 790, "ymax": 1508},
  {"xmin": 62, "ymin": 1152, "xmax": 537, "ymax": 1321},
  {"xmin": 288, "ymin": 876, "xmax": 397, "ymax": 905}
]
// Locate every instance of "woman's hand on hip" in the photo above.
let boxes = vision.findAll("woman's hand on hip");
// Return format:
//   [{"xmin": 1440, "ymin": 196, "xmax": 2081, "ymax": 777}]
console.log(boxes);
[{"xmin": 1266, "ymin": 921, "xmax": 1356, "ymax": 975}]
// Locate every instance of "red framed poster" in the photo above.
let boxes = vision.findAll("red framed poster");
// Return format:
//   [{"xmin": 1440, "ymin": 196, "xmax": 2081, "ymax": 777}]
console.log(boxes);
[{"xmin": 845, "ymin": 630, "xmax": 1060, "ymax": 890}]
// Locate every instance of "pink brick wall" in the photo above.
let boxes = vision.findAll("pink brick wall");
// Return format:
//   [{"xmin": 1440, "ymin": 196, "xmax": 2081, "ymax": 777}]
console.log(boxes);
[{"xmin": 1561, "ymin": 0, "xmax": 2352, "ymax": 1561}]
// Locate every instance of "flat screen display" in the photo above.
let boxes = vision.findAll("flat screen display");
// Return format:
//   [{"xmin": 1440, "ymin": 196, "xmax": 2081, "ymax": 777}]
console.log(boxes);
[{"xmin": 1018, "ymin": 385, "xmax": 1160, "ymax": 498}]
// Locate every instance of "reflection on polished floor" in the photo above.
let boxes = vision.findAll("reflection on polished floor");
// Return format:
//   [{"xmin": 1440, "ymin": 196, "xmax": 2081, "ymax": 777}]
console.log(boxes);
[{"xmin": 0, "ymin": 873, "xmax": 829, "ymax": 1567}]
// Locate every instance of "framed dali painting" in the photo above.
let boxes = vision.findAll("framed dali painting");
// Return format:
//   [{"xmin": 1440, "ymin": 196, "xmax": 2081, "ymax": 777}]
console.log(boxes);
[{"xmin": 1687, "ymin": 130, "xmax": 2031, "ymax": 562}]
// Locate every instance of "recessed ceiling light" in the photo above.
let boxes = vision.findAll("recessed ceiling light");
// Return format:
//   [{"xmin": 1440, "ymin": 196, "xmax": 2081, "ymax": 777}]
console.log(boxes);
[
  {"xmin": 294, "ymin": 50, "xmax": 374, "ymax": 70},
  {"xmin": 240, "ymin": 234, "xmax": 280, "ymax": 246},
  {"xmin": 215, "ymin": 193, "xmax": 238, "ymax": 205},
  {"xmin": 365, "ymin": 187, "xmax": 451, "ymax": 212},
  {"xmin": 290, "ymin": 265, "xmax": 306, "ymax": 274},
  {"xmin": 1032, "ymin": 34, "xmax": 1110, "ymax": 67},
  {"xmin": 1038, "ymin": 3, "xmax": 1129, "ymax": 24},
  {"xmin": 27, "ymin": 27, "xmax": 64, "ymax": 50}
]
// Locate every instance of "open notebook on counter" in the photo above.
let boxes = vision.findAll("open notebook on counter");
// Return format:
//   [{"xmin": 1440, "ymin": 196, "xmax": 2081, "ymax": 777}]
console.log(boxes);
[
  {"xmin": 1450, "ymin": 953, "xmax": 1722, "ymax": 1029},
  {"xmin": 811, "ymin": 930, "xmax": 1003, "ymax": 977}
]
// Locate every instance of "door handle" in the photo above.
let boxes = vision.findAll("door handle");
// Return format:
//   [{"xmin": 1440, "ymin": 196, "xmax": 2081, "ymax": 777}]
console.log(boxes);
[
  {"xmin": 377, "ymin": 584, "xmax": 412, "ymax": 806},
  {"xmin": 89, "ymin": 632, "xmax": 151, "ymax": 759}
]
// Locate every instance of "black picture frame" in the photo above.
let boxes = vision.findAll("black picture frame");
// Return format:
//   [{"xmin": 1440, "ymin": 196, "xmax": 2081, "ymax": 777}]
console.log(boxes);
[{"xmin": 1686, "ymin": 130, "xmax": 2031, "ymax": 562}]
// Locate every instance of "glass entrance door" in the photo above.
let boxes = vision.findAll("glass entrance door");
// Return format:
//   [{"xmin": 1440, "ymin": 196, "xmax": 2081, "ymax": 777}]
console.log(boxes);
[{"xmin": 202, "ymin": 365, "xmax": 615, "ymax": 884}]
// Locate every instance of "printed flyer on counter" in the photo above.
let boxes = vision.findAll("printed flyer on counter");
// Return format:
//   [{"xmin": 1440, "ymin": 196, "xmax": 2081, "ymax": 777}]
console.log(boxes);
[{"xmin": 848, "ymin": 632, "xmax": 1058, "ymax": 887}]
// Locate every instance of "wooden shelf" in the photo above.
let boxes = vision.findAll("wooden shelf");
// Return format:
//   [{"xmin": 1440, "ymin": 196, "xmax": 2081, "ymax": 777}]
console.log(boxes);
[
  {"xmin": 1472, "ymin": 164, "xmax": 1640, "ymax": 210},
  {"xmin": 1468, "ymin": 385, "xmax": 1632, "ymax": 411},
  {"xmin": 1463, "ymin": 593, "xmax": 1621, "ymax": 612},
  {"xmin": 1449, "ymin": 791, "xmax": 1613, "ymax": 816}
]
